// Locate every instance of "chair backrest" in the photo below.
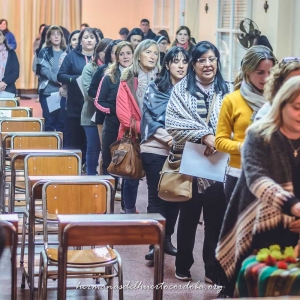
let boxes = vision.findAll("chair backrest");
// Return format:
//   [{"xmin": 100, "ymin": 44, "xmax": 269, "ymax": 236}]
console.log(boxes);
[
  {"xmin": 24, "ymin": 153, "xmax": 81, "ymax": 177},
  {"xmin": 10, "ymin": 132, "xmax": 62, "ymax": 150},
  {"xmin": 0, "ymin": 98, "xmax": 19, "ymax": 107},
  {"xmin": 0, "ymin": 107, "xmax": 31, "ymax": 118},
  {"xmin": 41, "ymin": 180, "xmax": 114, "ymax": 245},
  {"xmin": 0, "ymin": 118, "xmax": 43, "ymax": 132}
]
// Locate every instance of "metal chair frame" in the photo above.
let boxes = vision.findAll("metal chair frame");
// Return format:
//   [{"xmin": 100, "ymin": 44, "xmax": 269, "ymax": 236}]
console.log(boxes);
[
  {"xmin": 0, "ymin": 106, "xmax": 32, "ymax": 117},
  {"xmin": 37, "ymin": 180, "xmax": 116, "ymax": 300}
]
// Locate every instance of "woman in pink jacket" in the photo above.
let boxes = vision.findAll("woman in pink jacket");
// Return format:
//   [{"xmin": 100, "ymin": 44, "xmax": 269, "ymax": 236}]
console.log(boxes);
[{"xmin": 116, "ymin": 39, "xmax": 160, "ymax": 213}]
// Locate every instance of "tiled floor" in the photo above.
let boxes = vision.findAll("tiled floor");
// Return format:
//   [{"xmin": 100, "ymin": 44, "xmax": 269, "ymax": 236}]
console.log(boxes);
[{"xmin": 0, "ymin": 98, "xmax": 220, "ymax": 299}]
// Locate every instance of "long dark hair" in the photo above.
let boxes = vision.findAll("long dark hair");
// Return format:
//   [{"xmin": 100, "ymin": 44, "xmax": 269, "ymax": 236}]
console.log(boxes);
[
  {"xmin": 0, "ymin": 29, "xmax": 11, "ymax": 50},
  {"xmin": 155, "ymin": 46, "xmax": 189, "ymax": 93},
  {"xmin": 92, "ymin": 38, "xmax": 112, "ymax": 66},
  {"xmin": 104, "ymin": 40, "xmax": 122, "ymax": 65},
  {"xmin": 75, "ymin": 27, "xmax": 99, "ymax": 52},
  {"xmin": 66, "ymin": 30, "xmax": 80, "ymax": 53},
  {"xmin": 187, "ymin": 41, "xmax": 229, "ymax": 97},
  {"xmin": 0, "ymin": 19, "xmax": 9, "ymax": 34},
  {"xmin": 126, "ymin": 28, "xmax": 144, "ymax": 43},
  {"xmin": 36, "ymin": 26, "xmax": 50, "ymax": 56}
]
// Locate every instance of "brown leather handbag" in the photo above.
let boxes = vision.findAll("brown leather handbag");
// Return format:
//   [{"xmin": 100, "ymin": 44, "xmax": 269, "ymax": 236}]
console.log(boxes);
[
  {"xmin": 158, "ymin": 151, "xmax": 192, "ymax": 202},
  {"xmin": 107, "ymin": 120, "xmax": 145, "ymax": 179}
]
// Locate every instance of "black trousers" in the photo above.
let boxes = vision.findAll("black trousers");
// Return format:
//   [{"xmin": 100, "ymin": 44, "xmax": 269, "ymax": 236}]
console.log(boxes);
[
  {"xmin": 64, "ymin": 116, "xmax": 87, "ymax": 164},
  {"xmin": 141, "ymin": 152, "xmax": 179, "ymax": 237},
  {"xmin": 224, "ymin": 174, "xmax": 239, "ymax": 203},
  {"xmin": 175, "ymin": 179, "xmax": 226, "ymax": 277}
]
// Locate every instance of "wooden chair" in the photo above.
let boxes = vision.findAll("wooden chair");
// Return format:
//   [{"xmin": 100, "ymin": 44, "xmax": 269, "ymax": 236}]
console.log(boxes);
[
  {"xmin": 0, "ymin": 214, "xmax": 18, "ymax": 300},
  {"xmin": 0, "ymin": 117, "xmax": 43, "ymax": 132},
  {"xmin": 4, "ymin": 132, "xmax": 63, "ymax": 213},
  {"xmin": 0, "ymin": 107, "xmax": 32, "ymax": 118},
  {"xmin": 37, "ymin": 179, "xmax": 116, "ymax": 300},
  {"xmin": 20, "ymin": 152, "xmax": 82, "ymax": 296},
  {"xmin": 57, "ymin": 214, "xmax": 165, "ymax": 300},
  {"xmin": 0, "ymin": 98, "xmax": 19, "ymax": 107}
]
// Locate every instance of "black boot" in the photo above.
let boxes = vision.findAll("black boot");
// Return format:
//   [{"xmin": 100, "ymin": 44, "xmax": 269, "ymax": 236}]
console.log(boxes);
[
  {"xmin": 164, "ymin": 235, "xmax": 177, "ymax": 256},
  {"xmin": 145, "ymin": 245, "xmax": 154, "ymax": 261}
]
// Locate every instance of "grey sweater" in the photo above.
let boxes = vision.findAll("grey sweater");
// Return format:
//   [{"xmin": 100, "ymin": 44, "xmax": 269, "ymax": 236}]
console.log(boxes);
[{"xmin": 80, "ymin": 63, "xmax": 98, "ymax": 126}]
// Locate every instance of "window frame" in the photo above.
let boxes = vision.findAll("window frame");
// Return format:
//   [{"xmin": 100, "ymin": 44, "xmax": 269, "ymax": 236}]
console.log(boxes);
[{"xmin": 216, "ymin": 0, "xmax": 253, "ymax": 81}]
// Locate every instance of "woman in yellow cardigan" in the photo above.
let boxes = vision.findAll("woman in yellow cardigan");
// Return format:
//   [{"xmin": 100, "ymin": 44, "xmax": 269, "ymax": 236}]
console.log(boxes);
[{"xmin": 216, "ymin": 46, "xmax": 276, "ymax": 202}]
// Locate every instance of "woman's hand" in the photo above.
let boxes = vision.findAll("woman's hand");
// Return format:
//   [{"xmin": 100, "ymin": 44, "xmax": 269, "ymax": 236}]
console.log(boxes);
[
  {"xmin": 290, "ymin": 202, "xmax": 300, "ymax": 217},
  {"xmin": 204, "ymin": 146, "xmax": 217, "ymax": 157},
  {"xmin": 289, "ymin": 219, "xmax": 300, "ymax": 233},
  {"xmin": 202, "ymin": 134, "xmax": 215, "ymax": 148},
  {"xmin": 0, "ymin": 82, "xmax": 7, "ymax": 91},
  {"xmin": 167, "ymin": 138, "xmax": 173, "ymax": 148}
]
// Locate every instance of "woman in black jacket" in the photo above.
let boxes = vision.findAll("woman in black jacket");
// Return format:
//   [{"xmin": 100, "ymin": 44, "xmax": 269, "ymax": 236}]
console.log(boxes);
[
  {"xmin": 95, "ymin": 41, "xmax": 134, "ymax": 180},
  {"xmin": 57, "ymin": 28, "xmax": 98, "ymax": 162},
  {"xmin": 88, "ymin": 40, "xmax": 122, "ymax": 137},
  {"xmin": 0, "ymin": 29, "xmax": 19, "ymax": 95}
]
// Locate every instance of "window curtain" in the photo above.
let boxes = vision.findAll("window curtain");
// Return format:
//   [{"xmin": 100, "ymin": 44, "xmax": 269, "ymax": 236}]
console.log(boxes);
[{"xmin": 0, "ymin": 0, "xmax": 81, "ymax": 89}]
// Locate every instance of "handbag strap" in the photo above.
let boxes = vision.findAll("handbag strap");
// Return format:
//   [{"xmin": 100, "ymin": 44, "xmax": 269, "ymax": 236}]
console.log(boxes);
[
  {"xmin": 94, "ymin": 76, "xmax": 105, "ymax": 103},
  {"xmin": 205, "ymin": 93, "xmax": 217, "ymax": 124}
]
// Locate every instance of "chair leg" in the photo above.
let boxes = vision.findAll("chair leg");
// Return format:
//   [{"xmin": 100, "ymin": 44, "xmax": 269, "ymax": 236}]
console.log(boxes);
[
  {"xmin": 37, "ymin": 252, "xmax": 43, "ymax": 300},
  {"xmin": 40, "ymin": 251, "xmax": 48, "ymax": 300},
  {"xmin": 105, "ymin": 266, "xmax": 113, "ymax": 300},
  {"xmin": 20, "ymin": 214, "xmax": 27, "ymax": 265},
  {"xmin": 117, "ymin": 255, "xmax": 124, "ymax": 300}
]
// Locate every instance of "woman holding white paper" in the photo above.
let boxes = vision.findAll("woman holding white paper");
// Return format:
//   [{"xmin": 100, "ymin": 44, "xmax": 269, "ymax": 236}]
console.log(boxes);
[
  {"xmin": 36, "ymin": 25, "xmax": 67, "ymax": 132},
  {"xmin": 165, "ymin": 41, "xmax": 232, "ymax": 283},
  {"xmin": 215, "ymin": 46, "xmax": 276, "ymax": 202}
]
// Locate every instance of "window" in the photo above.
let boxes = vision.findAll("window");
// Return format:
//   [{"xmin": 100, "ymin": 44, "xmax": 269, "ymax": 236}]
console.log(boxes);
[
  {"xmin": 152, "ymin": 0, "xmax": 174, "ymax": 41},
  {"xmin": 217, "ymin": 0, "xmax": 252, "ymax": 81}
]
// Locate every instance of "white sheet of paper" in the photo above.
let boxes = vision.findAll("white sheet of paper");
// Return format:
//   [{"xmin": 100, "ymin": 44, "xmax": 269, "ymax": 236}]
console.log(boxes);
[
  {"xmin": 180, "ymin": 142, "xmax": 229, "ymax": 182},
  {"xmin": 0, "ymin": 109, "xmax": 12, "ymax": 117},
  {"xmin": 91, "ymin": 112, "xmax": 96, "ymax": 122},
  {"xmin": 0, "ymin": 91, "xmax": 15, "ymax": 98},
  {"xmin": 46, "ymin": 92, "xmax": 61, "ymax": 113},
  {"xmin": 76, "ymin": 76, "xmax": 85, "ymax": 96}
]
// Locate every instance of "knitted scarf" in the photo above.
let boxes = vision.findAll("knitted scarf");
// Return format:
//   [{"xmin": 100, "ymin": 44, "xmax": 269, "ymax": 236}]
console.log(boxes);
[
  {"xmin": 136, "ymin": 66, "xmax": 158, "ymax": 112},
  {"xmin": 177, "ymin": 41, "xmax": 189, "ymax": 50},
  {"xmin": 240, "ymin": 80, "xmax": 266, "ymax": 121},
  {"xmin": 0, "ymin": 44, "xmax": 8, "ymax": 81}
]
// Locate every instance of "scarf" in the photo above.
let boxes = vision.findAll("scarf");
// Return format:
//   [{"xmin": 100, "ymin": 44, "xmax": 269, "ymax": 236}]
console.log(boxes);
[
  {"xmin": 177, "ymin": 41, "xmax": 189, "ymax": 50},
  {"xmin": 136, "ymin": 66, "xmax": 158, "ymax": 112},
  {"xmin": 195, "ymin": 75, "xmax": 214, "ymax": 95},
  {"xmin": 97, "ymin": 58, "xmax": 103, "ymax": 66},
  {"xmin": 141, "ymin": 81, "xmax": 172, "ymax": 143},
  {"xmin": 119, "ymin": 65, "xmax": 125, "ymax": 73},
  {"xmin": 0, "ymin": 44, "xmax": 8, "ymax": 81},
  {"xmin": 240, "ymin": 80, "xmax": 266, "ymax": 121}
]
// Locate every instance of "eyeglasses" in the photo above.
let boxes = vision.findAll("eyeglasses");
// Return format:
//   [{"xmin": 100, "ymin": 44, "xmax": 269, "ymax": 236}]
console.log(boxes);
[
  {"xmin": 196, "ymin": 57, "xmax": 218, "ymax": 65},
  {"xmin": 281, "ymin": 57, "xmax": 300, "ymax": 64}
]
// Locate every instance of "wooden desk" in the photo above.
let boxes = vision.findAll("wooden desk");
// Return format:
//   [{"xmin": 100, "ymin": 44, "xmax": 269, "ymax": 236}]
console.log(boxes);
[{"xmin": 57, "ymin": 214, "xmax": 165, "ymax": 300}]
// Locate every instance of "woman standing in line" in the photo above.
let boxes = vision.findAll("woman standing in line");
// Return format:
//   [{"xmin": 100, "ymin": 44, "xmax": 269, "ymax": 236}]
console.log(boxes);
[
  {"xmin": 165, "ymin": 41, "xmax": 232, "ymax": 282},
  {"xmin": 215, "ymin": 46, "xmax": 276, "ymax": 202},
  {"xmin": 36, "ymin": 25, "xmax": 67, "ymax": 132},
  {"xmin": 216, "ymin": 76, "xmax": 300, "ymax": 297},
  {"xmin": 171, "ymin": 26, "xmax": 194, "ymax": 55},
  {"xmin": 126, "ymin": 28, "xmax": 144, "ymax": 50},
  {"xmin": 116, "ymin": 39, "xmax": 160, "ymax": 214},
  {"xmin": 57, "ymin": 27, "xmax": 99, "ymax": 164},
  {"xmin": 141, "ymin": 46, "xmax": 189, "ymax": 260},
  {"xmin": 95, "ymin": 41, "xmax": 133, "ymax": 183},
  {"xmin": 0, "ymin": 19, "xmax": 16, "ymax": 49},
  {"xmin": 0, "ymin": 29, "xmax": 19, "ymax": 94},
  {"xmin": 80, "ymin": 38, "xmax": 112, "ymax": 175}
]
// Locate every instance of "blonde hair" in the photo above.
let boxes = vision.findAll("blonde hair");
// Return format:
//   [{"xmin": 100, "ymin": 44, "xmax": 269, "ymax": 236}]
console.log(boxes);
[
  {"xmin": 106, "ymin": 41, "xmax": 134, "ymax": 84},
  {"xmin": 263, "ymin": 61, "xmax": 300, "ymax": 103},
  {"xmin": 45, "ymin": 25, "xmax": 66, "ymax": 50},
  {"xmin": 247, "ymin": 76, "xmax": 300, "ymax": 142},
  {"xmin": 131, "ymin": 39, "xmax": 161, "ymax": 76},
  {"xmin": 234, "ymin": 45, "xmax": 276, "ymax": 90}
]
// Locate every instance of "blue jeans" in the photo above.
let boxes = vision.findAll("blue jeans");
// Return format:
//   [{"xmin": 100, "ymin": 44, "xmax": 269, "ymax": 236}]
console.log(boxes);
[
  {"xmin": 83, "ymin": 126, "xmax": 101, "ymax": 175},
  {"xmin": 39, "ymin": 94, "xmax": 66, "ymax": 132},
  {"xmin": 122, "ymin": 179, "xmax": 139, "ymax": 213}
]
